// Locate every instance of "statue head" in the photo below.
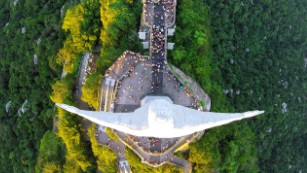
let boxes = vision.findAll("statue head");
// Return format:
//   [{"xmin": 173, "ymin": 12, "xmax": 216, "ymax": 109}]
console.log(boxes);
[{"xmin": 147, "ymin": 99, "xmax": 174, "ymax": 130}]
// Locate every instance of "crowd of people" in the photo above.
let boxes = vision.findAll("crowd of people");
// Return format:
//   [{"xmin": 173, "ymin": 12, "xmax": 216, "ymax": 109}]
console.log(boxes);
[
  {"xmin": 111, "ymin": 60, "xmax": 153, "ymax": 105},
  {"xmin": 104, "ymin": 51, "xmax": 140, "ymax": 80},
  {"xmin": 151, "ymin": 24, "xmax": 166, "ymax": 54},
  {"xmin": 106, "ymin": 55, "xmax": 200, "ymax": 108},
  {"xmin": 141, "ymin": 0, "xmax": 177, "ymax": 94},
  {"xmin": 143, "ymin": 0, "xmax": 176, "ymax": 27},
  {"xmin": 150, "ymin": 11, "xmax": 166, "ymax": 93}
]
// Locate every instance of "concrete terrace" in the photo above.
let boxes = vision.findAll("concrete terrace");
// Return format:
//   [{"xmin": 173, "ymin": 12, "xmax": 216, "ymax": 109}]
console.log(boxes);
[
  {"xmin": 103, "ymin": 51, "xmax": 198, "ymax": 113},
  {"xmin": 100, "ymin": 51, "xmax": 205, "ymax": 169}
]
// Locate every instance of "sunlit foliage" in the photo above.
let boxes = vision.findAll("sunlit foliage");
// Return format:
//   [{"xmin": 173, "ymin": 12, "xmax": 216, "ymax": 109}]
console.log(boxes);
[
  {"xmin": 56, "ymin": 0, "xmax": 101, "ymax": 73},
  {"xmin": 88, "ymin": 124, "xmax": 117, "ymax": 172},
  {"xmin": 81, "ymin": 72, "xmax": 101, "ymax": 110},
  {"xmin": 35, "ymin": 131, "xmax": 66, "ymax": 173}
]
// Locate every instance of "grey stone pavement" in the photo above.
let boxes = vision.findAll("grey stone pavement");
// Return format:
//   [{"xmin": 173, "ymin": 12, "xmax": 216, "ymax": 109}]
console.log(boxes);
[
  {"xmin": 96, "ymin": 130, "xmax": 126, "ymax": 160},
  {"xmin": 105, "ymin": 51, "xmax": 141, "ymax": 81},
  {"xmin": 168, "ymin": 65, "xmax": 212, "ymax": 111},
  {"xmin": 96, "ymin": 129, "xmax": 132, "ymax": 173},
  {"xmin": 114, "ymin": 57, "xmax": 152, "ymax": 106},
  {"xmin": 106, "ymin": 56, "xmax": 195, "ymax": 109},
  {"xmin": 143, "ymin": 0, "xmax": 177, "ymax": 27},
  {"xmin": 75, "ymin": 52, "xmax": 90, "ymax": 100},
  {"xmin": 170, "ymin": 157, "xmax": 192, "ymax": 173},
  {"xmin": 150, "ymin": 1, "xmax": 166, "ymax": 94},
  {"xmin": 75, "ymin": 53, "xmax": 92, "ymax": 141}
]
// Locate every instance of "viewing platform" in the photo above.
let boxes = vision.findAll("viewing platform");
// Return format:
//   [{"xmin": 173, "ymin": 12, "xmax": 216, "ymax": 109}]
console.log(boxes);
[{"xmin": 99, "ymin": 0, "xmax": 210, "ymax": 170}]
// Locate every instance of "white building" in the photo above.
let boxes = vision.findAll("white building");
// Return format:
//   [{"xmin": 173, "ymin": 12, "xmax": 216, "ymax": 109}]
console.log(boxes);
[{"xmin": 167, "ymin": 43, "xmax": 175, "ymax": 50}]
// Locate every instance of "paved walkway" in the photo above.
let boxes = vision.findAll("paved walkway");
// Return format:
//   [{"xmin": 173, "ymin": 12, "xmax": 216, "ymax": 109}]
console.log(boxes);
[
  {"xmin": 143, "ymin": 0, "xmax": 177, "ymax": 27},
  {"xmin": 150, "ymin": 1, "xmax": 166, "ymax": 94},
  {"xmin": 103, "ymin": 55, "xmax": 195, "ymax": 111},
  {"xmin": 75, "ymin": 53, "xmax": 90, "ymax": 101},
  {"xmin": 74, "ymin": 53, "xmax": 92, "ymax": 141},
  {"xmin": 96, "ymin": 131, "xmax": 126, "ymax": 160},
  {"xmin": 169, "ymin": 156, "xmax": 192, "ymax": 173},
  {"xmin": 96, "ymin": 129, "xmax": 132, "ymax": 173}
]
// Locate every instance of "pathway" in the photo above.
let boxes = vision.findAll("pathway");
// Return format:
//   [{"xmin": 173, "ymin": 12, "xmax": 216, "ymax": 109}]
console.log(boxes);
[
  {"xmin": 74, "ymin": 53, "xmax": 92, "ymax": 141},
  {"xmin": 150, "ymin": 1, "xmax": 167, "ymax": 94},
  {"xmin": 169, "ymin": 156, "xmax": 192, "ymax": 173},
  {"xmin": 96, "ymin": 129, "xmax": 132, "ymax": 173}
]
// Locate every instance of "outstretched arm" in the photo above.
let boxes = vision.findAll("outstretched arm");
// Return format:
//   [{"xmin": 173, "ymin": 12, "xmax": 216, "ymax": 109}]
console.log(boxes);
[
  {"xmin": 172, "ymin": 104, "xmax": 264, "ymax": 133},
  {"xmin": 56, "ymin": 102, "xmax": 264, "ymax": 138},
  {"xmin": 55, "ymin": 103, "xmax": 147, "ymax": 132}
]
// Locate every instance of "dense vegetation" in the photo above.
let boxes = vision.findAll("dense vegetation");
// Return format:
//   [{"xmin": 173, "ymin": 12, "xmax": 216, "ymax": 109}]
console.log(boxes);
[
  {"xmin": 81, "ymin": 0, "xmax": 142, "ymax": 109},
  {"xmin": 0, "ymin": 0, "xmax": 305, "ymax": 172},
  {"xmin": 171, "ymin": 0, "xmax": 258, "ymax": 172},
  {"xmin": 171, "ymin": 0, "xmax": 306, "ymax": 172},
  {"xmin": 35, "ymin": 131, "xmax": 66, "ymax": 173},
  {"xmin": 0, "ymin": 0, "xmax": 67, "ymax": 172},
  {"xmin": 205, "ymin": 0, "xmax": 306, "ymax": 172},
  {"xmin": 49, "ymin": 0, "xmax": 101, "ymax": 172}
]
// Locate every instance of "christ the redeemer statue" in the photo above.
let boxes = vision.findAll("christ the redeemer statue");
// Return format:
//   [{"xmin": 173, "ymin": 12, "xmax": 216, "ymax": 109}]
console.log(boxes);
[{"xmin": 56, "ymin": 98, "xmax": 264, "ymax": 138}]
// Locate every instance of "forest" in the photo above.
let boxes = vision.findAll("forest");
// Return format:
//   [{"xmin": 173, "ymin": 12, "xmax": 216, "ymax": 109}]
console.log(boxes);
[
  {"xmin": 202, "ymin": 0, "xmax": 306, "ymax": 172},
  {"xmin": 171, "ymin": 0, "xmax": 306, "ymax": 172},
  {"xmin": 0, "ymin": 0, "xmax": 305, "ymax": 173},
  {"xmin": 0, "ymin": 0, "xmax": 67, "ymax": 172}
]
